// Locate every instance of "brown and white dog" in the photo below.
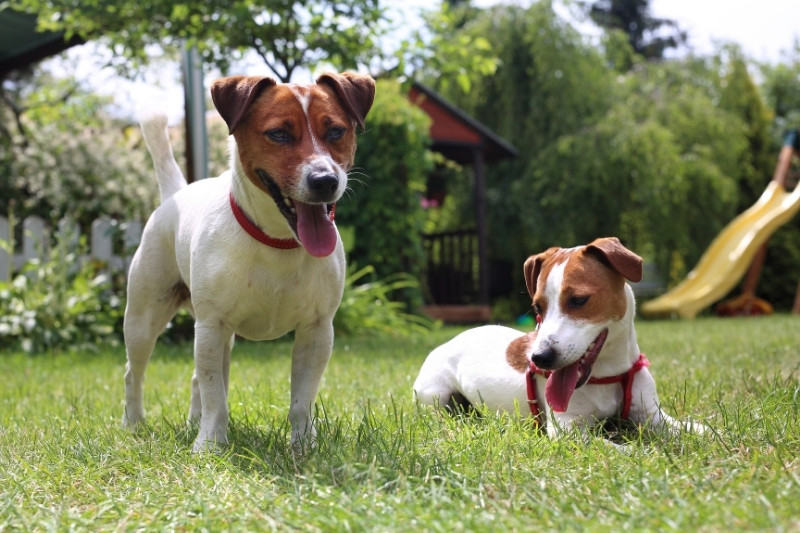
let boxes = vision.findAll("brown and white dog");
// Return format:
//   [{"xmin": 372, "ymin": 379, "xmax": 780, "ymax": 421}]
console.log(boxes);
[
  {"xmin": 123, "ymin": 73, "xmax": 375, "ymax": 452},
  {"xmin": 414, "ymin": 237, "xmax": 705, "ymax": 442}
]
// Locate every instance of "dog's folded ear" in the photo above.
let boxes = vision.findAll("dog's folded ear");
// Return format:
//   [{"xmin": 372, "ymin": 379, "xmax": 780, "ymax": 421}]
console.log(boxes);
[
  {"xmin": 211, "ymin": 76, "xmax": 278, "ymax": 135},
  {"xmin": 523, "ymin": 255, "xmax": 540, "ymax": 299},
  {"xmin": 523, "ymin": 247, "xmax": 563, "ymax": 299},
  {"xmin": 523, "ymin": 249, "xmax": 552, "ymax": 299},
  {"xmin": 585, "ymin": 237, "xmax": 643, "ymax": 282},
  {"xmin": 316, "ymin": 72, "xmax": 376, "ymax": 130}
]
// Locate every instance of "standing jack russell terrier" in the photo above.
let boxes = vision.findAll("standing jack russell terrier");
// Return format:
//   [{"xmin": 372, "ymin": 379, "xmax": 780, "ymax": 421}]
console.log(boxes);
[
  {"xmin": 414, "ymin": 237, "xmax": 705, "ymax": 441},
  {"xmin": 123, "ymin": 73, "xmax": 375, "ymax": 452}
]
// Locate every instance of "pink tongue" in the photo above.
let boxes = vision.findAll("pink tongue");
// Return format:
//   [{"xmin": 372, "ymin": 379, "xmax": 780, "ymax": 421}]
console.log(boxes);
[
  {"xmin": 296, "ymin": 201, "xmax": 338, "ymax": 258},
  {"xmin": 545, "ymin": 362, "xmax": 581, "ymax": 412}
]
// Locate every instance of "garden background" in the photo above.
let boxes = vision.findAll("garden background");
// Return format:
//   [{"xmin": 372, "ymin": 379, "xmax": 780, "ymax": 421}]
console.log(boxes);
[{"xmin": 1, "ymin": 1, "xmax": 799, "ymax": 529}]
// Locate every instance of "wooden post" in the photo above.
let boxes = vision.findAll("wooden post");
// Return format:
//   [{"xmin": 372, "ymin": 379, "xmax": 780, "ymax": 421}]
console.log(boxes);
[
  {"xmin": 473, "ymin": 148, "xmax": 489, "ymax": 306},
  {"xmin": 793, "ymin": 280, "xmax": 800, "ymax": 315},
  {"xmin": 182, "ymin": 44, "xmax": 208, "ymax": 183}
]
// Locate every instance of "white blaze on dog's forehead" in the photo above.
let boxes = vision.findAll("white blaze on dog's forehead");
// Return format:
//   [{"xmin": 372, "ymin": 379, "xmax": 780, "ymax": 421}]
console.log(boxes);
[
  {"xmin": 531, "ymin": 261, "xmax": 566, "ymax": 352},
  {"xmin": 538, "ymin": 260, "xmax": 586, "ymax": 335},
  {"xmin": 536, "ymin": 259, "xmax": 598, "ymax": 365},
  {"xmin": 541, "ymin": 261, "xmax": 566, "ymax": 325},
  {"xmin": 288, "ymin": 85, "xmax": 311, "ymax": 113},
  {"xmin": 289, "ymin": 85, "xmax": 324, "ymax": 154}
]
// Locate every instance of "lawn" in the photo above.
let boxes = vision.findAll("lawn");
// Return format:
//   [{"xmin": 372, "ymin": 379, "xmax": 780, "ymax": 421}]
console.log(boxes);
[{"xmin": 1, "ymin": 315, "xmax": 799, "ymax": 531}]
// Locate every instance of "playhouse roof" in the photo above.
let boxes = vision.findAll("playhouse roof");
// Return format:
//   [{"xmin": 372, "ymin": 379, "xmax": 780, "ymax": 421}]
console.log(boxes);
[{"xmin": 409, "ymin": 81, "xmax": 518, "ymax": 165}]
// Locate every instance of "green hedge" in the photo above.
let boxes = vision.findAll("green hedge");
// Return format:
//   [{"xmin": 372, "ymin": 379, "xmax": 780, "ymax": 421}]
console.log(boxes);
[{"xmin": 335, "ymin": 79, "xmax": 433, "ymax": 290}]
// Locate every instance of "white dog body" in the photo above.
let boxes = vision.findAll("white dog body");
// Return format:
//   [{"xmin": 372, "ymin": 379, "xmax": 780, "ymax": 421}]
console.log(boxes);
[
  {"xmin": 415, "ymin": 326, "xmax": 529, "ymax": 414},
  {"xmin": 414, "ymin": 238, "xmax": 701, "ymax": 439},
  {"xmin": 123, "ymin": 73, "xmax": 375, "ymax": 452}
]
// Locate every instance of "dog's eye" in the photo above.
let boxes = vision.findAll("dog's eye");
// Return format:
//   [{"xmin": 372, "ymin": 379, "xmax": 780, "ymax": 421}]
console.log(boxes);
[
  {"xmin": 266, "ymin": 129, "xmax": 291, "ymax": 143},
  {"xmin": 326, "ymin": 126, "xmax": 345, "ymax": 141},
  {"xmin": 568, "ymin": 296, "xmax": 590, "ymax": 308}
]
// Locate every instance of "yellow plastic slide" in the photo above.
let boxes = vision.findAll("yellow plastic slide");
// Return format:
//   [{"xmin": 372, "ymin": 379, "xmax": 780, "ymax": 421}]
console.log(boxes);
[{"xmin": 641, "ymin": 180, "xmax": 800, "ymax": 319}]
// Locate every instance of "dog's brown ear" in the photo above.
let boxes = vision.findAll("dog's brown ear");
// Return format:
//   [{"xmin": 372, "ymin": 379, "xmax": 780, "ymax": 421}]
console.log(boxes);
[
  {"xmin": 523, "ymin": 247, "xmax": 560, "ymax": 298},
  {"xmin": 585, "ymin": 237, "xmax": 643, "ymax": 282},
  {"xmin": 523, "ymin": 253, "xmax": 544, "ymax": 299},
  {"xmin": 211, "ymin": 76, "xmax": 278, "ymax": 134},
  {"xmin": 316, "ymin": 72, "xmax": 376, "ymax": 130}
]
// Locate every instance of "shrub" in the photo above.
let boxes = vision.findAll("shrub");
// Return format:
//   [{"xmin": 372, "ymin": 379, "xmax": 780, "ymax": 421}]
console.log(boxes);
[
  {"xmin": 334, "ymin": 265, "xmax": 437, "ymax": 337},
  {"xmin": 0, "ymin": 236, "xmax": 122, "ymax": 353},
  {"xmin": 335, "ymin": 79, "xmax": 433, "ymax": 289},
  {"xmin": 1, "ymin": 70, "xmax": 158, "ymax": 233}
]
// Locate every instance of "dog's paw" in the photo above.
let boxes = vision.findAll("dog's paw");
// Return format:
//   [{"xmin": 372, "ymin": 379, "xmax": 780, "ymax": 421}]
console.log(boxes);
[
  {"xmin": 290, "ymin": 427, "xmax": 318, "ymax": 458},
  {"xmin": 605, "ymin": 439, "xmax": 634, "ymax": 454},
  {"xmin": 192, "ymin": 425, "xmax": 230, "ymax": 453},
  {"xmin": 121, "ymin": 408, "xmax": 145, "ymax": 429},
  {"xmin": 684, "ymin": 420, "xmax": 708, "ymax": 435},
  {"xmin": 192, "ymin": 436, "xmax": 229, "ymax": 454}
]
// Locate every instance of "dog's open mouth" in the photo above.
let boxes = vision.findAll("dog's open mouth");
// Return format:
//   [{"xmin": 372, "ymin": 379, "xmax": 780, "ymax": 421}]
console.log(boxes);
[
  {"xmin": 544, "ymin": 328, "xmax": 608, "ymax": 412},
  {"xmin": 257, "ymin": 170, "xmax": 337, "ymax": 258}
]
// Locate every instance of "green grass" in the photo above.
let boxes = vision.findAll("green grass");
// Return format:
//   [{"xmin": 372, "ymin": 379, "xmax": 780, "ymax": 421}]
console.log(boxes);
[{"xmin": 1, "ymin": 315, "xmax": 799, "ymax": 531}]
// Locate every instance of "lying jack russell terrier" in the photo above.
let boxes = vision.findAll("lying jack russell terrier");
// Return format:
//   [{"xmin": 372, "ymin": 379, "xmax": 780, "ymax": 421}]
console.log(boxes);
[
  {"xmin": 414, "ymin": 237, "xmax": 706, "ymax": 441},
  {"xmin": 123, "ymin": 73, "xmax": 375, "ymax": 452}
]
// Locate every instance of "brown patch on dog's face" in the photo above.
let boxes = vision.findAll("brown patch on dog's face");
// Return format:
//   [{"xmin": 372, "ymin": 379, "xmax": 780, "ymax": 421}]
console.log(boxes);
[
  {"xmin": 209, "ymin": 73, "xmax": 375, "ymax": 197},
  {"xmin": 231, "ymin": 84, "xmax": 359, "ymax": 195},
  {"xmin": 524, "ymin": 247, "xmax": 570, "ymax": 318},
  {"xmin": 506, "ymin": 332, "xmax": 536, "ymax": 373},
  {"xmin": 523, "ymin": 238, "xmax": 642, "ymax": 324},
  {"xmin": 560, "ymin": 250, "xmax": 629, "ymax": 322}
]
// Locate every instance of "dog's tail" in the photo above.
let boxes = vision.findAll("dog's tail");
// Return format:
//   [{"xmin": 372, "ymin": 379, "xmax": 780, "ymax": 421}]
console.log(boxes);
[{"xmin": 139, "ymin": 111, "xmax": 187, "ymax": 203}]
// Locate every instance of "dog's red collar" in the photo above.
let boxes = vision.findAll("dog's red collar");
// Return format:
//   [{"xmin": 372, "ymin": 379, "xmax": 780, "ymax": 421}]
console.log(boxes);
[
  {"xmin": 525, "ymin": 353, "xmax": 651, "ymax": 427},
  {"xmin": 229, "ymin": 190, "xmax": 301, "ymax": 250}
]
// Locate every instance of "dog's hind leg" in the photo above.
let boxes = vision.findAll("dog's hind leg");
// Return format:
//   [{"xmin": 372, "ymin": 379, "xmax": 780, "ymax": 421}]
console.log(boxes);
[
  {"xmin": 122, "ymin": 251, "xmax": 187, "ymax": 428},
  {"xmin": 444, "ymin": 391, "xmax": 480, "ymax": 417},
  {"xmin": 122, "ymin": 290, "xmax": 184, "ymax": 427},
  {"xmin": 413, "ymin": 372, "xmax": 473, "ymax": 414}
]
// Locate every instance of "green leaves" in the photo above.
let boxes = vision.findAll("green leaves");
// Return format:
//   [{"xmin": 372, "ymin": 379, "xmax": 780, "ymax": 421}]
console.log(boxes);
[
  {"xmin": 419, "ymin": 2, "xmax": 794, "ymax": 298},
  {"xmin": 334, "ymin": 265, "xmax": 435, "ymax": 337},
  {"xmin": 0, "ymin": 234, "xmax": 122, "ymax": 353},
  {"xmin": 397, "ymin": 3, "xmax": 499, "ymax": 95},
  {"xmin": 335, "ymin": 79, "xmax": 433, "ymax": 289},
  {"xmin": 10, "ymin": 0, "xmax": 387, "ymax": 80}
]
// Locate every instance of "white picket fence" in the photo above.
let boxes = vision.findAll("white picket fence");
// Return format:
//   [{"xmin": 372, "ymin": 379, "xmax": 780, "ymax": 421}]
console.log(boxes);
[{"xmin": 0, "ymin": 216, "xmax": 143, "ymax": 282}]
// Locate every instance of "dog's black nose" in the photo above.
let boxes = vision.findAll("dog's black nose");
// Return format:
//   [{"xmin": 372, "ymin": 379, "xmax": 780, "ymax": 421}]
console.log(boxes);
[
  {"xmin": 307, "ymin": 172, "xmax": 339, "ymax": 200},
  {"xmin": 532, "ymin": 348, "xmax": 558, "ymax": 369}
]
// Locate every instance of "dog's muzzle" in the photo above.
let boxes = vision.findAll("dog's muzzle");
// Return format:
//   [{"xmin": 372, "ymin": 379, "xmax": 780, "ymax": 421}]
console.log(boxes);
[{"xmin": 255, "ymin": 169, "xmax": 338, "ymax": 258}]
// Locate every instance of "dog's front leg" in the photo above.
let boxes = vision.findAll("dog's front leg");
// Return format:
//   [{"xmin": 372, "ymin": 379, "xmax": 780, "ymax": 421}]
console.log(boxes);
[
  {"xmin": 289, "ymin": 320, "xmax": 334, "ymax": 452},
  {"xmin": 191, "ymin": 322, "xmax": 234, "ymax": 452},
  {"xmin": 548, "ymin": 410, "xmax": 594, "ymax": 438},
  {"xmin": 628, "ymin": 368, "xmax": 707, "ymax": 435},
  {"xmin": 549, "ymin": 411, "xmax": 631, "ymax": 451},
  {"xmin": 189, "ymin": 332, "xmax": 234, "ymax": 425}
]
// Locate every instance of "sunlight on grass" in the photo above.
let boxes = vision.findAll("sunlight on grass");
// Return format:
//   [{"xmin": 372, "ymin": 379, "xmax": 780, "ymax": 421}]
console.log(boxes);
[{"xmin": 0, "ymin": 316, "xmax": 799, "ymax": 530}]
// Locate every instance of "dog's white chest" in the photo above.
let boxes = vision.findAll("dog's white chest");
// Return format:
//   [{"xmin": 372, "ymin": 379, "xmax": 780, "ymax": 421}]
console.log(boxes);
[{"xmin": 202, "ymin": 249, "xmax": 345, "ymax": 341}]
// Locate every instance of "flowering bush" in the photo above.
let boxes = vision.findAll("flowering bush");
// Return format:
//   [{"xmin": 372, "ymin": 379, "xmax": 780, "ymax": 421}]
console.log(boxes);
[
  {"xmin": 0, "ymin": 236, "xmax": 122, "ymax": 353},
  {"xmin": 1, "ymin": 71, "xmax": 159, "ymax": 232}
]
